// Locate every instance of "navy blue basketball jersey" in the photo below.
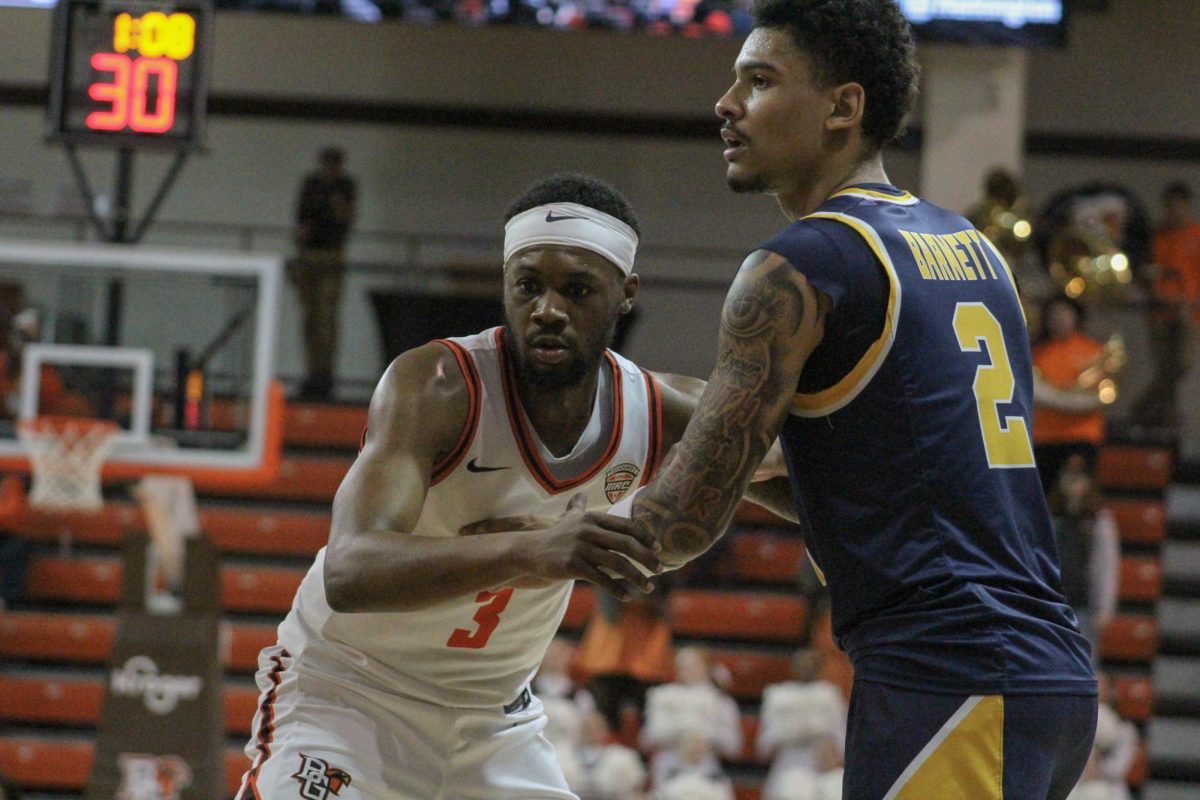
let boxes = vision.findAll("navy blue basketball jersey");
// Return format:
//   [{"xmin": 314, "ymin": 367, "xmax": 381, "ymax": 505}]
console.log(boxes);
[{"xmin": 760, "ymin": 184, "xmax": 1095, "ymax": 694}]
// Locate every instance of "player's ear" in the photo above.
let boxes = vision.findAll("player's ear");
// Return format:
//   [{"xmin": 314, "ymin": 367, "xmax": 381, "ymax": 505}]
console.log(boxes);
[
  {"xmin": 827, "ymin": 82, "xmax": 865, "ymax": 132},
  {"xmin": 620, "ymin": 274, "xmax": 639, "ymax": 314}
]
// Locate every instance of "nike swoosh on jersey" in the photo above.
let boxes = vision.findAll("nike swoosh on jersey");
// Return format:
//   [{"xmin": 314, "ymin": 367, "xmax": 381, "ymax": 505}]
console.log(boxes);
[
  {"xmin": 467, "ymin": 458, "xmax": 511, "ymax": 473},
  {"xmin": 545, "ymin": 211, "xmax": 584, "ymax": 222}
]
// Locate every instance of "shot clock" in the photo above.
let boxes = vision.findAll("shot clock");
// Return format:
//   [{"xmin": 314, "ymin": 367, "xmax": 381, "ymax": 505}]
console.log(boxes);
[{"xmin": 47, "ymin": 0, "xmax": 212, "ymax": 148}]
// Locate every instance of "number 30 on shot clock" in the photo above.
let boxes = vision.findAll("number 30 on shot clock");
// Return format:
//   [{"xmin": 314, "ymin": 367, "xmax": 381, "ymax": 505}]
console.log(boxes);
[{"xmin": 47, "ymin": 0, "xmax": 212, "ymax": 148}]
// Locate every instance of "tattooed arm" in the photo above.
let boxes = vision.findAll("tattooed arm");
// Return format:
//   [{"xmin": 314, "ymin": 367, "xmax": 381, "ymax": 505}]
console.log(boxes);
[{"xmin": 631, "ymin": 250, "xmax": 827, "ymax": 566}]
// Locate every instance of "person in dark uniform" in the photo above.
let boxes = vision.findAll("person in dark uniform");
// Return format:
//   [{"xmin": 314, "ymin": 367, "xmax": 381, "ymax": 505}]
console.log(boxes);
[
  {"xmin": 609, "ymin": 1, "xmax": 1098, "ymax": 797},
  {"xmin": 292, "ymin": 146, "xmax": 357, "ymax": 400}
]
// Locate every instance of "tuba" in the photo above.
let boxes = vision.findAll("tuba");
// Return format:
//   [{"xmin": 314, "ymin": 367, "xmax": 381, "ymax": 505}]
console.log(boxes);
[{"xmin": 1076, "ymin": 333, "xmax": 1127, "ymax": 405}]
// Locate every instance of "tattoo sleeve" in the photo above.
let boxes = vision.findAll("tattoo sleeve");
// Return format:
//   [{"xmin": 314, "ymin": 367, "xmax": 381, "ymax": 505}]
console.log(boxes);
[{"xmin": 633, "ymin": 252, "xmax": 821, "ymax": 566}]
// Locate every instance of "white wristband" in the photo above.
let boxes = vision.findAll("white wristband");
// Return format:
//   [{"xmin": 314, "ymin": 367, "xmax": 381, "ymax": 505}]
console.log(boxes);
[{"xmin": 603, "ymin": 487, "xmax": 661, "ymax": 579}]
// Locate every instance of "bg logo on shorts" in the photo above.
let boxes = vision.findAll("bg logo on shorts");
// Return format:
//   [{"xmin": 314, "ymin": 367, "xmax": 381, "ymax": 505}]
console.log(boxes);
[{"xmin": 292, "ymin": 754, "xmax": 353, "ymax": 799}]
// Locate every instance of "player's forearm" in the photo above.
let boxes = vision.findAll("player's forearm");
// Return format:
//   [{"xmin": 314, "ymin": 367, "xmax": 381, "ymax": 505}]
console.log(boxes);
[{"xmin": 323, "ymin": 529, "xmax": 536, "ymax": 612}]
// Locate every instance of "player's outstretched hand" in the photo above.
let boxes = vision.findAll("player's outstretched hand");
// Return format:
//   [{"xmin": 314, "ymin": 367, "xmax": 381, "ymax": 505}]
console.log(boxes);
[{"xmin": 520, "ymin": 494, "xmax": 663, "ymax": 601}]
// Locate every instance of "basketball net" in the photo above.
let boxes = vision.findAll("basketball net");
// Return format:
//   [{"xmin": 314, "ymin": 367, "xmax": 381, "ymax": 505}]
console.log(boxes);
[{"xmin": 17, "ymin": 416, "xmax": 120, "ymax": 511}]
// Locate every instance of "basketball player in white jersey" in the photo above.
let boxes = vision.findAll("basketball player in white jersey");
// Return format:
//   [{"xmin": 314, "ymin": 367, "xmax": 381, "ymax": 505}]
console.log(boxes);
[{"xmin": 237, "ymin": 173, "xmax": 789, "ymax": 799}]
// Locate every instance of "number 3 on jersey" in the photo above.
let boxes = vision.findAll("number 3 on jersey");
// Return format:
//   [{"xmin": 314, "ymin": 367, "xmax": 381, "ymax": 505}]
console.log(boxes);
[
  {"xmin": 953, "ymin": 302, "xmax": 1036, "ymax": 469},
  {"xmin": 447, "ymin": 587, "xmax": 514, "ymax": 649}
]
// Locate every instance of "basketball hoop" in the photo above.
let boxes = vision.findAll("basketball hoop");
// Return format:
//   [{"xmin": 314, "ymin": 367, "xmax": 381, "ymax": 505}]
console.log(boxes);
[{"xmin": 17, "ymin": 416, "xmax": 120, "ymax": 511}]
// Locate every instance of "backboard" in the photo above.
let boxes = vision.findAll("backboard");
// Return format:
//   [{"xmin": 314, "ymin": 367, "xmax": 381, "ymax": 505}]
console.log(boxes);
[{"xmin": 0, "ymin": 239, "xmax": 283, "ymax": 489}]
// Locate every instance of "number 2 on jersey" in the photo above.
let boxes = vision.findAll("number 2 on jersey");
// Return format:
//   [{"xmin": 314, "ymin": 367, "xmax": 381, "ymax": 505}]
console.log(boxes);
[
  {"xmin": 446, "ymin": 587, "xmax": 514, "ymax": 649},
  {"xmin": 953, "ymin": 302, "xmax": 1035, "ymax": 469}
]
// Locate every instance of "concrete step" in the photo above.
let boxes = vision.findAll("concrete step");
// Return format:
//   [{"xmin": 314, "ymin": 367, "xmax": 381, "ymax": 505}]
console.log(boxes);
[
  {"xmin": 1163, "ymin": 541, "xmax": 1200, "ymax": 596},
  {"xmin": 1153, "ymin": 657, "xmax": 1200, "ymax": 717},
  {"xmin": 1148, "ymin": 717, "xmax": 1200, "ymax": 780},
  {"xmin": 1142, "ymin": 780, "xmax": 1200, "ymax": 800},
  {"xmin": 1166, "ymin": 486, "xmax": 1200, "ymax": 540},
  {"xmin": 1159, "ymin": 598, "xmax": 1200, "ymax": 656}
]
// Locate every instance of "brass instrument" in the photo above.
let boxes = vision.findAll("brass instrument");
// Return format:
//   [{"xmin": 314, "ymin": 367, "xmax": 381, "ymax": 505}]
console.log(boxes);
[
  {"xmin": 1076, "ymin": 333, "xmax": 1126, "ymax": 405},
  {"xmin": 1047, "ymin": 226, "xmax": 1133, "ymax": 301}
]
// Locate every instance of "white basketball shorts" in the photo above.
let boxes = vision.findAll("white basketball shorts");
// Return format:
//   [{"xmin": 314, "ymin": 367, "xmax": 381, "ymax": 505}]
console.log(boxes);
[{"xmin": 235, "ymin": 646, "xmax": 576, "ymax": 800}]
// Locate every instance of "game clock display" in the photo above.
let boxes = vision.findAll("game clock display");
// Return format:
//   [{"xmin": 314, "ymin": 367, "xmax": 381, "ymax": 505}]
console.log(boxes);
[{"xmin": 47, "ymin": 0, "xmax": 212, "ymax": 148}]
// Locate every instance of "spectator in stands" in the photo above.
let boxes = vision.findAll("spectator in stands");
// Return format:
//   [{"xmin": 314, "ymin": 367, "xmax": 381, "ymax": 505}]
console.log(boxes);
[
  {"xmin": 0, "ymin": 528, "xmax": 30, "ymax": 611},
  {"xmin": 1046, "ymin": 454, "xmax": 1120, "ymax": 659},
  {"xmin": 0, "ymin": 307, "xmax": 93, "ymax": 419},
  {"xmin": 1133, "ymin": 182, "xmax": 1200, "ymax": 445},
  {"xmin": 535, "ymin": 636, "xmax": 596, "ymax": 714},
  {"xmin": 576, "ymin": 586, "xmax": 675, "ymax": 734},
  {"xmin": 1031, "ymin": 295, "xmax": 1110, "ymax": 491},
  {"xmin": 654, "ymin": 745, "xmax": 735, "ymax": 800},
  {"xmin": 290, "ymin": 146, "xmax": 357, "ymax": 400},
  {"xmin": 640, "ymin": 646, "xmax": 742, "ymax": 790},
  {"xmin": 572, "ymin": 710, "xmax": 648, "ymax": 800},
  {"xmin": 0, "ymin": 772, "xmax": 22, "ymax": 800},
  {"xmin": 757, "ymin": 648, "xmax": 847, "ymax": 800}
]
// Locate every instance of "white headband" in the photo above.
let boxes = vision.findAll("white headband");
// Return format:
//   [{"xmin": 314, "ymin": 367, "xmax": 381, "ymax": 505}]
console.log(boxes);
[{"xmin": 503, "ymin": 202, "xmax": 638, "ymax": 276}]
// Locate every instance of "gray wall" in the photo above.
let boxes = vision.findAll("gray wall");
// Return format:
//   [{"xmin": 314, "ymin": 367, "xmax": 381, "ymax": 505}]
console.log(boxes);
[{"xmin": 0, "ymin": 0, "xmax": 1196, "ymax": 389}]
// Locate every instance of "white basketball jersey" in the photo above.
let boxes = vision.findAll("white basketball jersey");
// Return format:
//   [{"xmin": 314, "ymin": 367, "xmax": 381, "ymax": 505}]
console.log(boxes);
[{"xmin": 276, "ymin": 328, "xmax": 665, "ymax": 709}]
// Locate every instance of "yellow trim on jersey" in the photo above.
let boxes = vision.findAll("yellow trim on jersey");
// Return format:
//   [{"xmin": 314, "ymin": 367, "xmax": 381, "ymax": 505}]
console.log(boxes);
[
  {"xmin": 789, "ymin": 212, "xmax": 901, "ymax": 418},
  {"xmin": 970, "ymin": 230, "xmax": 1028, "ymax": 324},
  {"xmin": 883, "ymin": 695, "xmax": 1004, "ymax": 800},
  {"xmin": 831, "ymin": 187, "xmax": 919, "ymax": 206}
]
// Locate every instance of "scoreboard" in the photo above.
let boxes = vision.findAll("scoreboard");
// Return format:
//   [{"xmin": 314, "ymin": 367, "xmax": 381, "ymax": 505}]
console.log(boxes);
[{"xmin": 47, "ymin": 0, "xmax": 212, "ymax": 148}]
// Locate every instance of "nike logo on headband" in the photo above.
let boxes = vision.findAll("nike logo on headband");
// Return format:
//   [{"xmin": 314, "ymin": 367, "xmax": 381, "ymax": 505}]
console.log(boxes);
[{"xmin": 545, "ymin": 211, "xmax": 585, "ymax": 222}]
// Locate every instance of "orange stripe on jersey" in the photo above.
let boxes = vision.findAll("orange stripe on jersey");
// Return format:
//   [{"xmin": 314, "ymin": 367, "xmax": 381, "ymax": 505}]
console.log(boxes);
[
  {"xmin": 238, "ymin": 650, "xmax": 289, "ymax": 800},
  {"xmin": 640, "ymin": 370, "xmax": 664, "ymax": 483},
  {"xmin": 430, "ymin": 339, "xmax": 483, "ymax": 486},
  {"xmin": 496, "ymin": 328, "xmax": 626, "ymax": 494}
]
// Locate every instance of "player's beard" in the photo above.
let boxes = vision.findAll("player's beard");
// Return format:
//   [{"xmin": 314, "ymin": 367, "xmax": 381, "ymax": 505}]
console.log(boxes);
[
  {"xmin": 508, "ymin": 310, "xmax": 620, "ymax": 391},
  {"xmin": 727, "ymin": 169, "xmax": 771, "ymax": 195}
]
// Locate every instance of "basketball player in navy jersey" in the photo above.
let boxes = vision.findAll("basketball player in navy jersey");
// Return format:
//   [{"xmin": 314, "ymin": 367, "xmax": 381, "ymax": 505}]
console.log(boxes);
[
  {"xmin": 611, "ymin": 2, "xmax": 1098, "ymax": 797},
  {"xmin": 236, "ymin": 172, "xmax": 787, "ymax": 799}
]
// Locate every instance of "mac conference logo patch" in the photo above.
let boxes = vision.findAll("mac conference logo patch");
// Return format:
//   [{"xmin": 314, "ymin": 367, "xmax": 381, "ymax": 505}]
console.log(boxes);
[{"xmin": 604, "ymin": 462, "xmax": 640, "ymax": 503}]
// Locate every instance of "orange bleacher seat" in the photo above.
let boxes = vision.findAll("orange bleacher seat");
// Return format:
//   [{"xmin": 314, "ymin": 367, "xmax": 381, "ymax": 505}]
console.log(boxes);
[
  {"xmin": 1099, "ymin": 615, "xmax": 1159, "ymax": 663},
  {"xmin": 24, "ymin": 555, "xmax": 305, "ymax": 614},
  {"xmin": 564, "ymin": 586, "xmax": 803, "ymax": 642},
  {"xmin": 285, "ymin": 403, "xmax": 368, "ymax": 449},
  {"xmin": 0, "ymin": 675, "xmax": 103, "ymax": 727},
  {"xmin": 738, "ymin": 714, "xmax": 762, "ymax": 764},
  {"xmin": 733, "ymin": 533, "xmax": 805, "ymax": 584},
  {"xmin": 0, "ymin": 611, "xmax": 276, "ymax": 674},
  {"xmin": 714, "ymin": 650, "xmax": 792, "ymax": 700},
  {"xmin": 228, "ymin": 625, "xmax": 279, "ymax": 672},
  {"xmin": 0, "ymin": 738, "xmax": 93, "ymax": 789},
  {"xmin": 8, "ymin": 500, "xmax": 330, "ymax": 559},
  {"xmin": 671, "ymin": 591, "xmax": 805, "ymax": 642},
  {"xmin": 1127, "ymin": 740, "xmax": 1148, "ymax": 787},
  {"xmin": 1098, "ymin": 447, "xmax": 1173, "ymax": 491},
  {"xmin": 1119, "ymin": 557, "xmax": 1163, "ymax": 603},
  {"xmin": 734, "ymin": 784, "xmax": 763, "ymax": 800},
  {"xmin": 0, "ymin": 737, "xmax": 250, "ymax": 794},
  {"xmin": 735, "ymin": 500, "xmax": 794, "ymax": 528},
  {"xmin": 1113, "ymin": 675, "xmax": 1153, "ymax": 722},
  {"xmin": 201, "ymin": 506, "xmax": 329, "ymax": 557},
  {"xmin": 0, "ymin": 612, "xmax": 114, "ymax": 663},
  {"xmin": 25, "ymin": 556, "xmax": 122, "ymax": 605},
  {"xmin": 206, "ymin": 454, "xmax": 351, "ymax": 503},
  {"xmin": 561, "ymin": 585, "xmax": 596, "ymax": 630},
  {"xmin": 1109, "ymin": 500, "xmax": 1167, "ymax": 546},
  {"xmin": 221, "ymin": 565, "xmax": 305, "ymax": 614},
  {"xmin": 0, "ymin": 674, "xmax": 261, "ymax": 737}
]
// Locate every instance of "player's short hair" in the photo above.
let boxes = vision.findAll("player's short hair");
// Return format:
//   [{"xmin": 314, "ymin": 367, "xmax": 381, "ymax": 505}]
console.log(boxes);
[
  {"xmin": 504, "ymin": 173, "xmax": 642, "ymax": 237},
  {"xmin": 753, "ymin": 0, "xmax": 920, "ymax": 153}
]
